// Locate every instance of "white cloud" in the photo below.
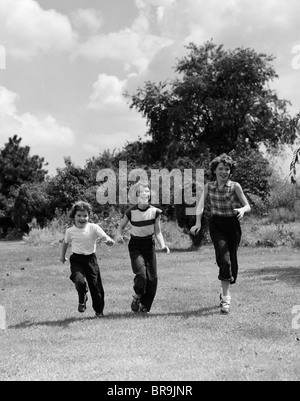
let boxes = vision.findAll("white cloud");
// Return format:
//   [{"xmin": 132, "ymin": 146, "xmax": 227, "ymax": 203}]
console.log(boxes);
[
  {"xmin": 82, "ymin": 131, "xmax": 135, "ymax": 154},
  {"xmin": 73, "ymin": 1, "xmax": 173, "ymax": 74},
  {"xmin": 0, "ymin": 0, "xmax": 76, "ymax": 59},
  {"xmin": 163, "ymin": 0, "xmax": 300, "ymax": 50},
  {"xmin": 71, "ymin": 8, "xmax": 103, "ymax": 35},
  {"xmin": 135, "ymin": 0, "xmax": 176, "ymax": 10},
  {"xmin": 0, "ymin": 86, "xmax": 75, "ymax": 171},
  {"xmin": 0, "ymin": 86, "xmax": 18, "ymax": 115},
  {"xmin": 16, "ymin": 113, "xmax": 75, "ymax": 148},
  {"xmin": 76, "ymin": 30, "xmax": 172, "ymax": 74},
  {"xmin": 87, "ymin": 74, "xmax": 128, "ymax": 111}
]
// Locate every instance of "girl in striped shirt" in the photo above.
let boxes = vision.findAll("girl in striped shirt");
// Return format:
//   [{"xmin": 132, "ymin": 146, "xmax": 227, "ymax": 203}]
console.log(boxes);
[
  {"xmin": 190, "ymin": 154, "xmax": 251, "ymax": 314},
  {"xmin": 116, "ymin": 183, "xmax": 170, "ymax": 313}
]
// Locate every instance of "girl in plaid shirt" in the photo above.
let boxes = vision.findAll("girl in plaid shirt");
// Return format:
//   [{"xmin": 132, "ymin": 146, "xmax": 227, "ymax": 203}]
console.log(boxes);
[{"xmin": 190, "ymin": 154, "xmax": 251, "ymax": 314}]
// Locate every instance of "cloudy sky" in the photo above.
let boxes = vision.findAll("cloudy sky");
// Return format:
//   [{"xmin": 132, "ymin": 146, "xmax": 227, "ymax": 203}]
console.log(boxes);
[{"xmin": 0, "ymin": 0, "xmax": 300, "ymax": 176}]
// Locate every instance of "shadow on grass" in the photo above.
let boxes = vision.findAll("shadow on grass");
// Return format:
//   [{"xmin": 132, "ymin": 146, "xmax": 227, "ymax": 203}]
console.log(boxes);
[
  {"xmin": 9, "ymin": 316, "xmax": 95, "ymax": 329},
  {"xmin": 243, "ymin": 266, "xmax": 300, "ymax": 286},
  {"xmin": 9, "ymin": 306, "xmax": 220, "ymax": 329},
  {"xmin": 106, "ymin": 305, "xmax": 220, "ymax": 320},
  {"xmin": 157, "ymin": 247, "xmax": 197, "ymax": 253}
]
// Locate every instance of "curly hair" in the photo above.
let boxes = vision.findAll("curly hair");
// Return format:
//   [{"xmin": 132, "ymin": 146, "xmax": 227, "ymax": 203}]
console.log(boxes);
[
  {"xmin": 69, "ymin": 201, "xmax": 92, "ymax": 219},
  {"xmin": 210, "ymin": 153, "xmax": 236, "ymax": 176}
]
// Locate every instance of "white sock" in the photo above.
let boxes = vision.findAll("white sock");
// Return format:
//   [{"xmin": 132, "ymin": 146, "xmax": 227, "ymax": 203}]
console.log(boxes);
[{"xmin": 222, "ymin": 295, "xmax": 231, "ymax": 304}]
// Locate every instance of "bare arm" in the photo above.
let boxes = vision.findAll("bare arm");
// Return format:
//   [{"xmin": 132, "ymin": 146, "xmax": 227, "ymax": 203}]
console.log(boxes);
[
  {"xmin": 115, "ymin": 215, "xmax": 130, "ymax": 243},
  {"xmin": 60, "ymin": 240, "xmax": 69, "ymax": 264},
  {"xmin": 190, "ymin": 184, "xmax": 208, "ymax": 235},
  {"xmin": 102, "ymin": 234, "xmax": 115, "ymax": 246},
  {"xmin": 154, "ymin": 215, "xmax": 170, "ymax": 253},
  {"xmin": 233, "ymin": 183, "xmax": 251, "ymax": 221},
  {"xmin": 97, "ymin": 226, "xmax": 115, "ymax": 246}
]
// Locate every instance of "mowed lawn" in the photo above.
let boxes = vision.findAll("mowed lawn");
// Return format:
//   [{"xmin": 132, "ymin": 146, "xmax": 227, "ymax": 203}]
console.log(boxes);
[{"xmin": 0, "ymin": 240, "xmax": 300, "ymax": 381}]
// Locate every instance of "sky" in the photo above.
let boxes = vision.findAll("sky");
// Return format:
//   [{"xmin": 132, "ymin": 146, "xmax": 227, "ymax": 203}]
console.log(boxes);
[{"xmin": 1, "ymin": 0, "xmax": 300, "ymax": 177}]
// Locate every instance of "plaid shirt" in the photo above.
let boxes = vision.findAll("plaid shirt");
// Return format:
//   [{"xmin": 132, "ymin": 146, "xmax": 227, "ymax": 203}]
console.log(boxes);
[{"xmin": 207, "ymin": 180, "xmax": 242, "ymax": 217}]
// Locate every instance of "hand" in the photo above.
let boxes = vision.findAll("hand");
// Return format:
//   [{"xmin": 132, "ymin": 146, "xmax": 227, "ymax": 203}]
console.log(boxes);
[
  {"xmin": 60, "ymin": 256, "xmax": 68, "ymax": 264},
  {"xmin": 105, "ymin": 238, "xmax": 115, "ymax": 246},
  {"xmin": 161, "ymin": 245, "xmax": 170, "ymax": 254},
  {"xmin": 115, "ymin": 234, "xmax": 125, "ymax": 244},
  {"xmin": 233, "ymin": 208, "xmax": 245, "ymax": 221},
  {"xmin": 190, "ymin": 224, "xmax": 201, "ymax": 235}
]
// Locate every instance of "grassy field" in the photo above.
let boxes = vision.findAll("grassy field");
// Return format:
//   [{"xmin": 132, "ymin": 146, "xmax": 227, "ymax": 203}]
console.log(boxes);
[{"xmin": 0, "ymin": 240, "xmax": 300, "ymax": 381}]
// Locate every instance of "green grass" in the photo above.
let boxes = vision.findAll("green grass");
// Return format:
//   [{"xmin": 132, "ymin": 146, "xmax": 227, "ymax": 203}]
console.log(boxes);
[{"xmin": 0, "ymin": 241, "xmax": 300, "ymax": 381}]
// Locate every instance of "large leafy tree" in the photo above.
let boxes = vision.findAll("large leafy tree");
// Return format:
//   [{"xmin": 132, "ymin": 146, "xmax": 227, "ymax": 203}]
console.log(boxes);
[
  {"xmin": 0, "ymin": 135, "xmax": 48, "ymax": 197},
  {"xmin": 46, "ymin": 156, "xmax": 94, "ymax": 215},
  {"xmin": 127, "ymin": 41, "xmax": 298, "ymax": 161},
  {"xmin": 12, "ymin": 182, "xmax": 51, "ymax": 231},
  {"xmin": 0, "ymin": 135, "xmax": 48, "ymax": 235}
]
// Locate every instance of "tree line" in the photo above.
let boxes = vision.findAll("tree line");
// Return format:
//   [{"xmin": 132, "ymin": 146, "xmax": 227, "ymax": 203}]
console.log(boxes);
[{"xmin": 0, "ymin": 41, "xmax": 299, "ymax": 243}]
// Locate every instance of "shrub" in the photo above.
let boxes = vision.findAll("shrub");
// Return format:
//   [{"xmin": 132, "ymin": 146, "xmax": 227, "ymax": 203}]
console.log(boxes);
[
  {"xmin": 160, "ymin": 220, "xmax": 192, "ymax": 250},
  {"xmin": 99, "ymin": 208, "xmax": 131, "ymax": 241},
  {"xmin": 242, "ymin": 219, "xmax": 295, "ymax": 247},
  {"xmin": 292, "ymin": 233, "xmax": 300, "ymax": 249},
  {"xmin": 23, "ymin": 226, "xmax": 64, "ymax": 246}
]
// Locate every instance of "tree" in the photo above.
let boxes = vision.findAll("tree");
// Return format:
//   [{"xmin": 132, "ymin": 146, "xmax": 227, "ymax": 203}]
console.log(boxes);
[
  {"xmin": 0, "ymin": 135, "xmax": 48, "ymax": 235},
  {"xmin": 229, "ymin": 145, "xmax": 272, "ymax": 203},
  {"xmin": 46, "ymin": 157, "xmax": 93, "ymax": 216},
  {"xmin": 13, "ymin": 182, "xmax": 51, "ymax": 231},
  {"xmin": 127, "ymin": 41, "xmax": 298, "ymax": 161},
  {"xmin": 289, "ymin": 118, "xmax": 300, "ymax": 184},
  {"xmin": 0, "ymin": 135, "xmax": 48, "ymax": 197}
]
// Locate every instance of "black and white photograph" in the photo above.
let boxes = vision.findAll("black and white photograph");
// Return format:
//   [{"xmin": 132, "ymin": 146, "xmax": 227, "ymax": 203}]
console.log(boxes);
[{"xmin": 1, "ymin": 0, "xmax": 300, "ymax": 384}]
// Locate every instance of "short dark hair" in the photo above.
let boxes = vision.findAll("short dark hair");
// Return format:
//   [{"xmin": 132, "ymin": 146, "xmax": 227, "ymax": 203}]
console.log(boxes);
[
  {"xmin": 69, "ymin": 201, "xmax": 92, "ymax": 219},
  {"xmin": 210, "ymin": 153, "xmax": 236, "ymax": 176}
]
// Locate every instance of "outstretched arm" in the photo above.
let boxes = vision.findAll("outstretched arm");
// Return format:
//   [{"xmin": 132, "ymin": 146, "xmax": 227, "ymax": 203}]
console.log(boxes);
[
  {"xmin": 103, "ymin": 234, "xmax": 115, "ymax": 246},
  {"xmin": 233, "ymin": 183, "xmax": 251, "ymax": 221},
  {"xmin": 96, "ymin": 225, "xmax": 115, "ymax": 246},
  {"xmin": 60, "ymin": 240, "xmax": 69, "ymax": 264},
  {"xmin": 115, "ymin": 215, "xmax": 130, "ymax": 243},
  {"xmin": 190, "ymin": 184, "xmax": 208, "ymax": 235},
  {"xmin": 154, "ymin": 215, "xmax": 170, "ymax": 253}
]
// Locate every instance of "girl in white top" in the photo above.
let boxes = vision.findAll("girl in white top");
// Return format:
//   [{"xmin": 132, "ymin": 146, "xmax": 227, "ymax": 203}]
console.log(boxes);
[{"xmin": 60, "ymin": 201, "xmax": 114, "ymax": 318}]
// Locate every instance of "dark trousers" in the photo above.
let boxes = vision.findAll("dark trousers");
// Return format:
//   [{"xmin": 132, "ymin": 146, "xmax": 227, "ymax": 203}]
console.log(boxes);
[
  {"xmin": 128, "ymin": 236, "xmax": 158, "ymax": 311},
  {"xmin": 69, "ymin": 253, "xmax": 105, "ymax": 314},
  {"xmin": 209, "ymin": 215, "xmax": 241, "ymax": 284}
]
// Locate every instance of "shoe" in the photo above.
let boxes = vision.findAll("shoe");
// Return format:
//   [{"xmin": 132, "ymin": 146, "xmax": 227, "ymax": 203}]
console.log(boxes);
[
  {"xmin": 95, "ymin": 312, "xmax": 104, "ymax": 318},
  {"xmin": 220, "ymin": 302, "xmax": 230, "ymax": 314},
  {"xmin": 220, "ymin": 295, "xmax": 231, "ymax": 315},
  {"xmin": 131, "ymin": 295, "xmax": 141, "ymax": 312},
  {"xmin": 139, "ymin": 305, "xmax": 149, "ymax": 313},
  {"xmin": 78, "ymin": 293, "xmax": 88, "ymax": 313}
]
